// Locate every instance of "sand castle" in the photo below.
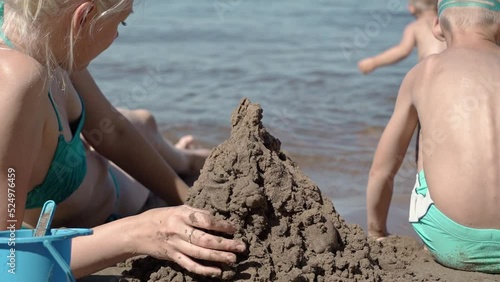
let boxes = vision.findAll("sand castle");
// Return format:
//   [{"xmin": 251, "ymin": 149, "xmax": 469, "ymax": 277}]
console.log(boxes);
[
  {"xmin": 123, "ymin": 99, "xmax": 381, "ymax": 281},
  {"xmin": 120, "ymin": 99, "xmax": 500, "ymax": 282}
]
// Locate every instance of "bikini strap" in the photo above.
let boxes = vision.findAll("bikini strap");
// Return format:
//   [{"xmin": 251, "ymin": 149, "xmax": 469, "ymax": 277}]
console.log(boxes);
[
  {"xmin": 73, "ymin": 93, "xmax": 86, "ymax": 135},
  {"xmin": 0, "ymin": 2, "xmax": 14, "ymax": 48},
  {"xmin": 47, "ymin": 92, "xmax": 64, "ymax": 132}
]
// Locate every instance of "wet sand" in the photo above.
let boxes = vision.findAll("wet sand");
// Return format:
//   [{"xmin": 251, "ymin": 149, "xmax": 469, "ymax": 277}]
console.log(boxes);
[
  {"xmin": 79, "ymin": 237, "xmax": 500, "ymax": 282},
  {"xmin": 79, "ymin": 99, "xmax": 499, "ymax": 282}
]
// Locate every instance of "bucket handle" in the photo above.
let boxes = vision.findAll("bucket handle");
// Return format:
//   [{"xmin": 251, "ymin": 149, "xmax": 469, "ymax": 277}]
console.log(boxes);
[{"xmin": 43, "ymin": 240, "xmax": 76, "ymax": 282}]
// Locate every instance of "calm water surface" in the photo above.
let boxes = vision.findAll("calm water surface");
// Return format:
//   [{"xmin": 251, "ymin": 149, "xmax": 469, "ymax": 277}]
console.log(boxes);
[{"xmin": 90, "ymin": 0, "xmax": 420, "ymax": 237}]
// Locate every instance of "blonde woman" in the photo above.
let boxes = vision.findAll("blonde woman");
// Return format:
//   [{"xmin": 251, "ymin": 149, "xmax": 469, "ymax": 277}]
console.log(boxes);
[{"xmin": 0, "ymin": 0, "xmax": 244, "ymax": 278}]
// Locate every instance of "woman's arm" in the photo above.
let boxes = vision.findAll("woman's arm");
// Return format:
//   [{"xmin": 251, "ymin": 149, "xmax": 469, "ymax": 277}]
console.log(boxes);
[
  {"xmin": 0, "ymin": 56, "xmax": 47, "ymax": 230},
  {"xmin": 366, "ymin": 66, "xmax": 419, "ymax": 239},
  {"xmin": 72, "ymin": 205, "xmax": 246, "ymax": 278},
  {"xmin": 70, "ymin": 69, "xmax": 188, "ymax": 205}
]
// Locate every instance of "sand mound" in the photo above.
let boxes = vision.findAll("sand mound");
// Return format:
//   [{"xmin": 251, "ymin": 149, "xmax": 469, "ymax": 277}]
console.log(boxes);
[
  {"xmin": 124, "ymin": 99, "xmax": 382, "ymax": 281},
  {"xmin": 119, "ymin": 99, "xmax": 500, "ymax": 282}
]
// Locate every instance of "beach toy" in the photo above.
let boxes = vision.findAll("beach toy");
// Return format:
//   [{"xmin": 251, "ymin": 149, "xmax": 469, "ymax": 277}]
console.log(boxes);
[
  {"xmin": 34, "ymin": 200, "xmax": 56, "ymax": 237},
  {"xmin": 0, "ymin": 200, "xmax": 92, "ymax": 282}
]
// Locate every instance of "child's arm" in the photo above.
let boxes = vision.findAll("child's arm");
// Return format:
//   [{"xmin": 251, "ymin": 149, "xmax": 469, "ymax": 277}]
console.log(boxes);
[
  {"xmin": 358, "ymin": 23, "xmax": 416, "ymax": 74},
  {"xmin": 366, "ymin": 67, "xmax": 419, "ymax": 239},
  {"xmin": 70, "ymin": 69, "xmax": 188, "ymax": 205}
]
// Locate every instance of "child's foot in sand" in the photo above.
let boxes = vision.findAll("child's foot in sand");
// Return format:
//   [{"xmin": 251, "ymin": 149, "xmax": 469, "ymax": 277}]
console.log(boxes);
[{"xmin": 175, "ymin": 135, "xmax": 211, "ymax": 176}]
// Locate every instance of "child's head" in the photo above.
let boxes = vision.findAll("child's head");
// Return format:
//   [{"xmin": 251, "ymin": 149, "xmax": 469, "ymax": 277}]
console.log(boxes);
[
  {"xmin": 3, "ymin": 0, "xmax": 133, "ymax": 72},
  {"xmin": 409, "ymin": 0, "xmax": 439, "ymax": 16},
  {"xmin": 436, "ymin": 0, "xmax": 500, "ymax": 34}
]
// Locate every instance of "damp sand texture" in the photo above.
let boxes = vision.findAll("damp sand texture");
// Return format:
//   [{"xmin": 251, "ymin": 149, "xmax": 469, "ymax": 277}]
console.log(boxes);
[
  {"xmin": 124, "ymin": 98, "xmax": 381, "ymax": 281},
  {"xmin": 121, "ymin": 99, "xmax": 500, "ymax": 282}
]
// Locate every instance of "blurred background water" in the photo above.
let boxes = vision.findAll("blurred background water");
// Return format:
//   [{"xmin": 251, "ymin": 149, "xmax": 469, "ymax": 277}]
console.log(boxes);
[{"xmin": 90, "ymin": 0, "xmax": 420, "ymax": 237}]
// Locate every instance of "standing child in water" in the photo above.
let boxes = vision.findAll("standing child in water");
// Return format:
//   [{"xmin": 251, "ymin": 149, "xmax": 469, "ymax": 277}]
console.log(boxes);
[
  {"xmin": 360, "ymin": 0, "xmax": 446, "ymax": 171},
  {"xmin": 358, "ymin": 0, "xmax": 446, "ymax": 74},
  {"xmin": 0, "ymin": 0, "xmax": 244, "ymax": 278},
  {"xmin": 366, "ymin": 0, "xmax": 500, "ymax": 273}
]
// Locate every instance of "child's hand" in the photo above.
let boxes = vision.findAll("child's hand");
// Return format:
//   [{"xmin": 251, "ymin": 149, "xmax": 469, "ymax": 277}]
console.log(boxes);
[
  {"xmin": 369, "ymin": 231, "xmax": 390, "ymax": 242},
  {"xmin": 367, "ymin": 220, "xmax": 389, "ymax": 241},
  {"xmin": 358, "ymin": 58, "xmax": 376, "ymax": 74},
  {"xmin": 130, "ymin": 205, "xmax": 246, "ymax": 278},
  {"xmin": 368, "ymin": 228, "xmax": 389, "ymax": 241}
]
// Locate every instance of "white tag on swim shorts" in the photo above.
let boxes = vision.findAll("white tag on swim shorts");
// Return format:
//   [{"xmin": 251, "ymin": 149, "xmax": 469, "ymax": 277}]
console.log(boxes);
[{"xmin": 409, "ymin": 173, "xmax": 434, "ymax": 223}]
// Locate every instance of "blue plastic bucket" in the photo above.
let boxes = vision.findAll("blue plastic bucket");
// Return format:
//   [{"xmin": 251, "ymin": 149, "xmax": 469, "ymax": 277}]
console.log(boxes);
[{"xmin": 0, "ymin": 228, "xmax": 92, "ymax": 282}]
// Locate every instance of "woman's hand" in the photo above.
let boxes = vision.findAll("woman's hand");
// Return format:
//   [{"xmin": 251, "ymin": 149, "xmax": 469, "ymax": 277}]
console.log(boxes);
[{"xmin": 131, "ymin": 205, "xmax": 246, "ymax": 277}]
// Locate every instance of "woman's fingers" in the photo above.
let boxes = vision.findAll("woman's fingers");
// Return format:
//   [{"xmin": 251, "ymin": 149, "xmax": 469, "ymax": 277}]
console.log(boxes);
[
  {"xmin": 177, "ymin": 239, "xmax": 237, "ymax": 264},
  {"xmin": 183, "ymin": 207, "xmax": 237, "ymax": 234},
  {"xmin": 137, "ymin": 207, "xmax": 246, "ymax": 277},
  {"xmin": 179, "ymin": 206, "xmax": 246, "ymax": 253},
  {"xmin": 173, "ymin": 252, "xmax": 222, "ymax": 278},
  {"xmin": 187, "ymin": 228, "xmax": 246, "ymax": 253}
]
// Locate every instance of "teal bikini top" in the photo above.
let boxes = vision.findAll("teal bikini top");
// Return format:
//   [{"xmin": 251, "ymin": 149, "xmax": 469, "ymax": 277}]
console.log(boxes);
[
  {"xmin": 0, "ymin": 1, "xmax": 88, "ymax": 209},
  {"xmin": 438, "ymin": 0, "xmax": 500, "ymax": 16},
  {"xmin": 26, "ymin": 94, "xmax": 88, "ymax": 209}
]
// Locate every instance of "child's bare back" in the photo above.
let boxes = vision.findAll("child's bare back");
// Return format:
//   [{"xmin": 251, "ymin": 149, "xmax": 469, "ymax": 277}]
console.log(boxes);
[{"xmin": 413, "ymin": 44, "xmax": 500, "ymax": 229}]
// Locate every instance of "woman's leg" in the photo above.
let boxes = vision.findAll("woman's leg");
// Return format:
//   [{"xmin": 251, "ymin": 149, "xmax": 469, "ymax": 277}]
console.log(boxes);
[
  {"xmin": 108, "ymin": 163, "xmax": 151, "ymax": 218},
  {"xmin": 118, "ymin": 108, "xmax": 210, "ymax": 176}
]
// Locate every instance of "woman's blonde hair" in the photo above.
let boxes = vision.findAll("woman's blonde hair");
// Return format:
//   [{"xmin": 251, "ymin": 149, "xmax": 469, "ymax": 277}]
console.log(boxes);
[{"xmin": 2, "ymin": 0, "xmax": 129, "ymax": 73}]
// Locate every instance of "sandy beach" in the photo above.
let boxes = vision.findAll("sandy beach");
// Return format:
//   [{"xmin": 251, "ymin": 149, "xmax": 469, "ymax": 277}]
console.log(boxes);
[
  {"xmin": 78, "ymin": 100, "xmax": 500, "ymax": 282},
  {"xmin": 79, "ymin": 239, "xmax": 500, "ymax": 282}
]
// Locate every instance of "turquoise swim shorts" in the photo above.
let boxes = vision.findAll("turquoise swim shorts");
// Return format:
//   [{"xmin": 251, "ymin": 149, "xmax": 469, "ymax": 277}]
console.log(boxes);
[{"xmin": 410, "ymin": 170, "xmax": 500, "ymax": 273}]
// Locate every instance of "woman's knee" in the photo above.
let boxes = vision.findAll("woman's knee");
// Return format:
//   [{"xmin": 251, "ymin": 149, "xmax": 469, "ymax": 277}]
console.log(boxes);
[{"xmin": 131, "ymin": 109, "xmax": 158, "ymax": 131}]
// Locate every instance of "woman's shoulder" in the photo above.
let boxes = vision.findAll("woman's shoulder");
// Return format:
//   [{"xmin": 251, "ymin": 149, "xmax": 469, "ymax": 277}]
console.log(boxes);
[{"xmin": 0, "ymin": 48, "xmax": 47, "ymax": 101}]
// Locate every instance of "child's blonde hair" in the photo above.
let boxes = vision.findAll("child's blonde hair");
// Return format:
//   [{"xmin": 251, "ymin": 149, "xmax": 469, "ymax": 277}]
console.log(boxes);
[
  {"xmin": 410, "ymin": 0, "xmax": 439, "ymax": 13},
  {"xmin": 438, "ymin": 0, "xmax": 500, "ymax": 32},
  {"xmin": 2, "ymin": 0, "xmax": 129, "ymax": 73}
]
